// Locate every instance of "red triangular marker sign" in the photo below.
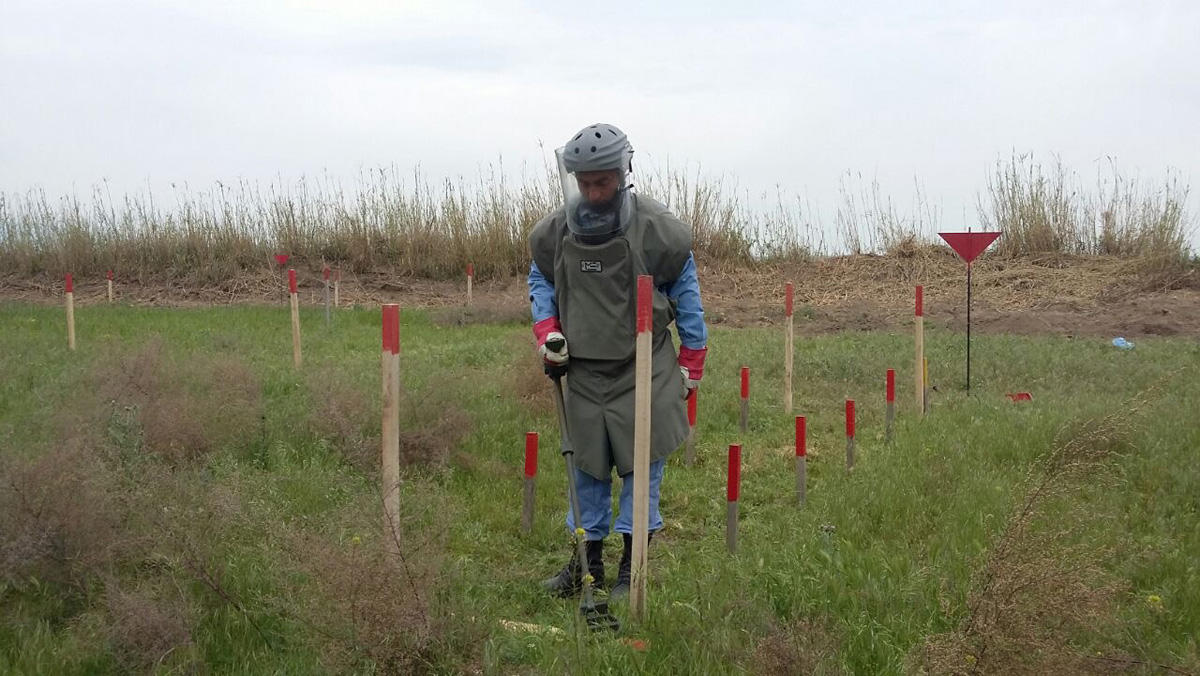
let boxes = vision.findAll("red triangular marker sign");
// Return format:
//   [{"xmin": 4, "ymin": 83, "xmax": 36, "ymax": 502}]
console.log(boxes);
[{"xmin": 939, "ymin": 231, "xmax": 1001, "ymax": 264}]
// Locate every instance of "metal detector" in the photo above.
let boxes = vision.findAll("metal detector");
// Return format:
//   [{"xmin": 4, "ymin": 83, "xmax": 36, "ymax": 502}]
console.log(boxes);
[{"xmin": 544, "ymin": 340, "xmax": 621, "ymax": 633}]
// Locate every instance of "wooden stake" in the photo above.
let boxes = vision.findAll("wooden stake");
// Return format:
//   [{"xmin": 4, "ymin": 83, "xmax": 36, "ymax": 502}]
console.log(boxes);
[
  {"xmin": 795, "ymin": 416, "xmax": 806, "ymax": 506},
  {"xmin": 466, "ymin": 263, "xmax": 474, "ymax": 308},
  {"xmin": 631, "ymin": 275, "xmax": 653, "ymax": 622},
  {"xmin": 784, "ymin": 282, "xmax": 794, "ymax": 413},
  {"xmin": 845, "ymin": 399, "xmax": 856, "ymax": 471},
  {"xmin": 915, "ymin": 285, "xmax": 925, "ymax": 416},
  {"xmin": 885, "ymin": 368, "xmax": 896, "ymax": 442},
  {"xmin": 726, "ymin": 444, "xmax": 741, "ymax": 553},
  {"xmin": 684, "ymin": 391, "xmax": 697, "ymax": 466},
  {"xmin": 106, "ymin": 270, "xmax": 113, "ymax": 303},
  {"xmin": 333, "ymin": 268, "xmax": 341, "ymax": 308},
  {"xmin": 739, "ymin": 366, "xmax": 750, "ymax": 434},
  {"xmin": 381, "ymin": 304, "xmax": 401, "ymax": 555},
  {"xmin": 521, "ymin": 432, "xmax": 537, "ymax": 534},
  {"xmin": 323, "ymin": 266, "xmax": 331, "ymax": 326},
  {"xmin": 65, "ymin": 274, "xmax": 76, "ymax": 351},
  {"xmin": 289, "ymin": 269, "xmax": 302, "ymax": 368}
]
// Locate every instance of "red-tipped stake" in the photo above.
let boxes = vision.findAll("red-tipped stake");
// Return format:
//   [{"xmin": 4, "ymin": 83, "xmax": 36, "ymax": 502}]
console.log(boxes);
[
  {"xmin": 631, "ymin": 275, "xmax": 653, "ymax": 622},
  {"xmin": 845, "ymin": 399, "xmax": 856, "ymax": 471},
  {"xmin": 65, "ymin": 274, "xmax": 76, "ymax": 351},
  {"xmin": 323, "ymin": 266, "xmax": 331, "ymax": 326},
  {"xmin": 795, "ymin": 416, "xmax": 807, "ymax": 507},
  {"xmin": 915, "ymin": 285, "xmax": 925, "ymax": 416},
  {"xmin": 289, "ymin": 269, "xmax": 302, "ymax": 368},
  {"xmin": 466, "ymin": 263, "xmax": 474, "ymax": 308},
  {"xmin": 727, "ymin": 444, "xmax": 742, "ymax": 553},
  {"xmin": 381, "ymin": 304, "xmax": 401, "ymax": 555},
  {"xmin": 333, "ymin": 268, "xmax": 341, "ymax": 308},
  {"xmin": 885, "ymin": 369, "xmax": 896, "ymax": 442},
  {"xmin": 739, "ymin": 366, "xmax": 750, "ymax": 434},
  {"xmin": 784, "ymin": 282, "xmax": 794, "ymax": 413},
  {"xmin": 684, "ymin": 389, "xmax": 698, "ymax": 466},
  {"xmin": 106, "ymin": 270, "xmax": 114, "ymax": 303},
  {"xmin": 521, "ymin": 432, "xmax": 538, "ymax": 534}
]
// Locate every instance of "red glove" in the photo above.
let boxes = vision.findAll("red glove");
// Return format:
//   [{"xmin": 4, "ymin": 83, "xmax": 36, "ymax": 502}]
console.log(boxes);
[
  {"xmin": 678, "ymin": 346, "xmax": 706, "ymax": 399},
  {"xmin": 533, "ymin": 317, "xmax": 567, "ymax": 365}
]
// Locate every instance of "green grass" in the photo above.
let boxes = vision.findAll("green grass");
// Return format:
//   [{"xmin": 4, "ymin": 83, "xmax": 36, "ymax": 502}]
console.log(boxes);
[{"xmin": 1, "ymin": 300, "xmax": 1197, "ymax": 674}]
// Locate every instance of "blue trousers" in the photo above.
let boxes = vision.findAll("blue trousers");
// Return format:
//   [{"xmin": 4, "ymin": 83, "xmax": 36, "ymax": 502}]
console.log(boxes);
[{"xmin": 566, "ymin": 459, "xmax": 665, "ymax": 540}]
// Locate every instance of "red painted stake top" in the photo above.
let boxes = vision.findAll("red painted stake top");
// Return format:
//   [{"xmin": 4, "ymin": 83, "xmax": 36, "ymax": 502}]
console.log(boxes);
[
  {"xmin": 274, "ymin": 254, "xmax": 289, "ymax": 267},
  {"xmin": 288, "ymin": 269, "xmax": 298, "ymax": 294},
  {"xmin": 727, "ymin": 444, "xmax": 741, "ymax": 502},
  {"xmin": 106, "ymin": 270, "xmax": 113, "ymax": 281},
  {"xmin": 796, "ymin": 416, "xmax": 806, "ymax": 457},
  {"xmin": 381, "ymin": 304, "xmax": 400, "ymax": 354},
  {"xmin": 886, "ymin": 369, "xmax": 895, "ymax": 403},
  {"xmin": 524, "ymin": 432, "xmax": 538, "ymax": 477},
  {"xmin": 687, "ymin": 390, "xmax": 697, "ymax": 427},
  {"xmin": 323, "ymin": 267, "xmax": 330, "ymax": 280},
  {"xmin": 65, "ymin": 273, "xmax": 73, "ymax": 293},
  {"xmin": 636, "ymin": 275, "xmax": 652, "ymax": 333},
  {"xmin": 740, "ymin": 367, "xmax": 749, "ymax": 399},
  {"xmin": 785, "ymin": 282, "xmax": 794, "ymax": 317},
  {"xmin": 467, "ymin": 263, "xmax": 474, "ymax": 277},
  {"xmin": 939, "ymin": 231, "xmax": 1002, "ymax": 264},
  {"xmin": 845, "ymin": 399, "xmax": 855, "ymax": 438},
  {"xmin": 915, "ymin": 285, "xmax": 923, "ymax": 317}
]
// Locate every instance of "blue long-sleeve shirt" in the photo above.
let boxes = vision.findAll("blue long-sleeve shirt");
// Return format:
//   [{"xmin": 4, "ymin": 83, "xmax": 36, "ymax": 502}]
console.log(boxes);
[{"xmin": 527, "ymin": 253, "xmax": 707, "ymax": 349}]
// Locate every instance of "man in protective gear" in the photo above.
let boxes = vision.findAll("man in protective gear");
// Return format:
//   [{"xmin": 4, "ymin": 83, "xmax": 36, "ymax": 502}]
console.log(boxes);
[{"xmin": 528, "ymin": 123, "xmax": 708, "ymax": 600}]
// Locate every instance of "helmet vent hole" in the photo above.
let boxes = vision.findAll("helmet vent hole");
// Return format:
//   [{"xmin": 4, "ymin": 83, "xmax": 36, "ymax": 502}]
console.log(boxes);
[
  {"xmin": 573, "ymin": 148, "xmax": 580, "ymax": 154},
  {"xmin": 590, "ymin": 146, "xmax": 597, "ymax": 152},
  {"xmin": 574, "ymin": 134, "xmax": 582, "ymax": 140},
  {"xmin": 594, "ymin": 132, "xmax": 602, "ymax": 138}
]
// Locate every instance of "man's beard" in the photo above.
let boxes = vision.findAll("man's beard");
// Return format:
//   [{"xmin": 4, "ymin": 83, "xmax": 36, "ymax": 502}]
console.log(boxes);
[{"xmin": 574, "ymin": 191, "xmax": 624, "ymax": 244}]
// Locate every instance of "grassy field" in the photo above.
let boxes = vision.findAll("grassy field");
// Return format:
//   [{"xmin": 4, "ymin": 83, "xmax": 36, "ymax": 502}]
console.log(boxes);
[{"xmin": 1, "ymin": 301, "xmax": 1197, "ymax": 674}]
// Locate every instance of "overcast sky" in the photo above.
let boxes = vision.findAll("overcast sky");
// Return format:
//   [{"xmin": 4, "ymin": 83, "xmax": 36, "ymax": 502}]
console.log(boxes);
[{"xmin": 3, "ymin": 0, "xmax": 1198, "ymax": 242}]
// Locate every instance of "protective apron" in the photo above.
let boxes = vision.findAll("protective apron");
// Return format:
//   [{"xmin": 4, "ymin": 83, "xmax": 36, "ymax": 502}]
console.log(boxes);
[{"xmin": 551, "ymin": 198, "xmax": 689, "ymax": 480}]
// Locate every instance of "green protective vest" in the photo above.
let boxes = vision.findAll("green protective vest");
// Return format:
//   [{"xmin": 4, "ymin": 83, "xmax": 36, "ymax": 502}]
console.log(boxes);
[{"xmin": 529, "ymin": 194, "xmax": 694, "ymax": 479}]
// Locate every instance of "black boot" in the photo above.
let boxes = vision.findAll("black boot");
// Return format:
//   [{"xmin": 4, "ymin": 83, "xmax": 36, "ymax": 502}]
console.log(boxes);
[
  {"xmin": 610, "ymin": 531, "xmax": 653, "ymax": 601},
  {"xmin": 541, "ymin": 539, "xmax": 605, "ymax": 598}
]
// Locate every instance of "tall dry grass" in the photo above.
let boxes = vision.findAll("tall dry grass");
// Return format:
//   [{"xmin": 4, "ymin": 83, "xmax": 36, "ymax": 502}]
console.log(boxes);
[
  {"xmin": 1, "ymin": 158, "xmax": 1192, "ymax": 286},
  {"xmin": 979, "ymin": 153, "xmax": 1193, "ymax": 263}
]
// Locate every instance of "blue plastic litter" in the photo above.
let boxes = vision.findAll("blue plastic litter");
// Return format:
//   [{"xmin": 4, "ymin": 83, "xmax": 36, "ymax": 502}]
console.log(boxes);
[{"xmin": 1112, "ymin": 337, "xmax": 1135, "ymax": 350}]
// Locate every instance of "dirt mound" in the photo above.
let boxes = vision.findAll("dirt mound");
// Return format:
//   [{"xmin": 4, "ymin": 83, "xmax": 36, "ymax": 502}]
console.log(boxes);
[{"xmin": 3, "ymin": 255, "xmax": 1196, "ymax": 338}]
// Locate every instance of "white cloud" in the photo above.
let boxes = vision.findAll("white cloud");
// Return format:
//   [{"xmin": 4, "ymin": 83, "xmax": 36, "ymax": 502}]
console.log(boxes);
[{"xmin": 1, "ymin": 0, "xmax": 1197, "ymax": 245}]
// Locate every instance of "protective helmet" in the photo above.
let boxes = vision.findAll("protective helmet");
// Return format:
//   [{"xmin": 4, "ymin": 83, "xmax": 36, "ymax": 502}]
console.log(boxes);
[{"xmin": 562, "ymin": 123, "xmax": 633, "ymax": 174}]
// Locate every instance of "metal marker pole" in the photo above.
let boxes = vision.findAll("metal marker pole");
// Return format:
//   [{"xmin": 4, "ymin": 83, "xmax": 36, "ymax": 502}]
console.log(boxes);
[
  {"xmin": 521, "ymin": 432, "xmax": 537, "ymax": 534},
  {"xmin": 885, "ymin": 368, "xmax": 895, "ymax": 442},
  {"xmin": 915, "ymin": 285, "xmax": 924, "ymax": 416},
  {"xmin": 795, "ymin": 416, "xmax": 806, "ymax": 506},
  {"xmin": 726, "ymin": 444, "xmax": 741, "ymax": 553},
  {"xmin": 739, "ymin": 367, "xmax": 749, "ymax": 434},
  {"xmin": 684, "ymin": 391, "xmax": 697, "ymax": 466},
  {"xmin": 845, "ymin": 399, "xmax": 856, "ymax": 471}
]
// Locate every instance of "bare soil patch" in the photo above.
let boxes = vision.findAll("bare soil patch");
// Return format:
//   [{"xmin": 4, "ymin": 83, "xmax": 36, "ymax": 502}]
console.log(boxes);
[{"xmin": 3, "ymin": 254, "xmax": 1196, "ymax": 337}]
